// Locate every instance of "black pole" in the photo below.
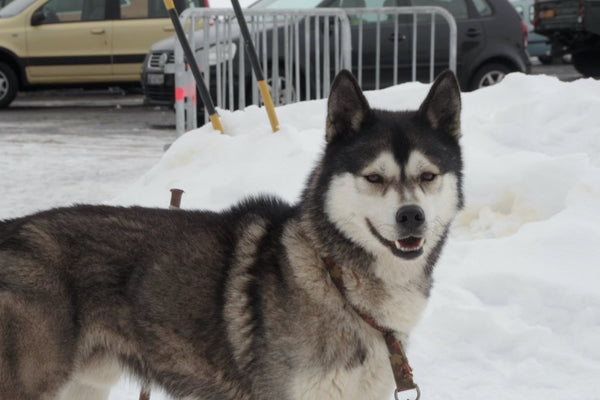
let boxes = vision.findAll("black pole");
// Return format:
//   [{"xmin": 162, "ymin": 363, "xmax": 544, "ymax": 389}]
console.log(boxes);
[
  {"xmin": 231, "ymin": 0, "xmax": 279, "ymax": 132},
  {"xmin": 231, "ymin": 0, "xmax": 264, "ymax": 80},
  {"xmin": 164, "ymin": 0, "xmax": 223, "ymax": 133}
]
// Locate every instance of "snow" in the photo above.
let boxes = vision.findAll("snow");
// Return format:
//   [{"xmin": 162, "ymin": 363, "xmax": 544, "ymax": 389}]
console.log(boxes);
[
  {"xmin": 2, "ymin": 72, "xmax": 600, "ymax": 399},
  {"xmin": 0, "ymin": 130, "xmax": 177, "ymax": 220}
]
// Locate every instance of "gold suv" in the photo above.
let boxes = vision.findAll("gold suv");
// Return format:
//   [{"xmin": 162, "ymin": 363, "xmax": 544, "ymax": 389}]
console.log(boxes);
[{"xmin": 0, "ymin": 0, "xmax": 208, "ymax": 107}]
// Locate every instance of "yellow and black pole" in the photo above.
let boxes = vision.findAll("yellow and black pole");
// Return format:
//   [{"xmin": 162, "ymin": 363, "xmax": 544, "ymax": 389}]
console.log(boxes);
[
  {"xmin": 231, "ymin": 0, "xmax": 279, "ymax": 132},
  {"xmin": 163, "ymin": 0, "xmax": 224, "ymax": 134}
]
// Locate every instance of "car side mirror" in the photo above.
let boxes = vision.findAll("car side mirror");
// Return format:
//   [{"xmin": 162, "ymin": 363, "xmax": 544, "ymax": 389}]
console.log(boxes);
[{"xmin": 31, "ymin": 8, "xmax": 45, "ymax": 26}]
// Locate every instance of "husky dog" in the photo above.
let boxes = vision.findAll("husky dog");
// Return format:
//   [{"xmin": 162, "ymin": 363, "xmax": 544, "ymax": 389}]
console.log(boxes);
[{"xmin": 0, "ymin": 70, "xmax": 463, "ymax": 400}]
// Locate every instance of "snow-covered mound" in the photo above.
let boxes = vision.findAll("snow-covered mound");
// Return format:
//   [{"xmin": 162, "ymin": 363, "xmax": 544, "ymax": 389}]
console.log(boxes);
[{"xmin": 111, "ymin": 73, "xmax": 600, "ymax": 400}]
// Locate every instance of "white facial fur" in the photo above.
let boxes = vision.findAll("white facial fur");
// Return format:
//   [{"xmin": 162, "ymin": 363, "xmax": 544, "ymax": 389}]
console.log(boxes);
[{"xmin": 325, "ymin": 150, "xmax": 460, "ymax": 278}]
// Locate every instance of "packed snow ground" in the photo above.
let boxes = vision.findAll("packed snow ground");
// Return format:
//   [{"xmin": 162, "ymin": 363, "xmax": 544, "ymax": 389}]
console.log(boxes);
[
  {"xmin": 2, "ymin": 73, "xmax": 600, "ymax": 399},
  {"xmin": 0, "ymin": 131, "xmax": 176, "ymax": 220}
]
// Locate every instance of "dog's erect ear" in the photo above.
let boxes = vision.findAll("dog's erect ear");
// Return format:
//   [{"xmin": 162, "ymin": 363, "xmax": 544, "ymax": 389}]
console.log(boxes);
[
  {"xmin": 326, "ymin": 70, "xmax": 370, "ymax": 143},
  {"xmin": 418, "ymin": 70, "xmax": 461, "ymax": 141}
]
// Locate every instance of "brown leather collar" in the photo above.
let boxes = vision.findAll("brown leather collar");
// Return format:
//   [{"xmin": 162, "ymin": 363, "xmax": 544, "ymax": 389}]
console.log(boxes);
[{"xmin": 323, "ymin": 257, "xmax": 420, "ymax": 400}]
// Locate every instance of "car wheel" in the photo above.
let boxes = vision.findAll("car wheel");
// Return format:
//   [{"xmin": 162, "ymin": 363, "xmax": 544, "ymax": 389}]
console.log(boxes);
[
  {"xmin": 571, "ymin": 50, "xmax": 600, "ymax": 78},
  {"xmin": 537, "ymin": 55, "xmax": 554, "ymax": 65},
  {"xmin": 469, "ymin": 63, "xmax": 511, "ymax": 91},
  {"xmin": 0, "ymin": 62, "xmax": 18, "ymax": 109}
]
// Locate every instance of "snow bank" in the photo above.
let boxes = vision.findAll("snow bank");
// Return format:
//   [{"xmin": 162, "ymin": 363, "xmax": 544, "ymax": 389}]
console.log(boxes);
[{"xmin": 109, "ymin": 72, "xmax": 600, "ymax": 399}]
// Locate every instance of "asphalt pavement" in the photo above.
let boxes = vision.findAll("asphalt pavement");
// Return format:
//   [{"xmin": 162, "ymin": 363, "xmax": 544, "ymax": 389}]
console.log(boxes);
[
  {"xmin": 0, "ymin": 60, "xmax": 585, "ymax": 137},
  {"xmin": 529, "ymin": 56, "xmax": 582, "ymax": 81},
  {"xmin": 4, "ymin": 90, "xmax": 176, "ymax": 135}
]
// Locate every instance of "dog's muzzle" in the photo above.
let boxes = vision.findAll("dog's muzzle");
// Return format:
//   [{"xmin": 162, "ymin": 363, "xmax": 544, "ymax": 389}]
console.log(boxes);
[{"xmin": 366, "ymin": 206, "xmax": 426, "ymax": 260}]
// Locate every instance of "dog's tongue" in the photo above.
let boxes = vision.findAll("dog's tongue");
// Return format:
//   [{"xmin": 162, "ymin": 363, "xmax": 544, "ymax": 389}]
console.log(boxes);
[{"xmin": 395, "ymin": 237, "xmax": 423, "ymax": 251}]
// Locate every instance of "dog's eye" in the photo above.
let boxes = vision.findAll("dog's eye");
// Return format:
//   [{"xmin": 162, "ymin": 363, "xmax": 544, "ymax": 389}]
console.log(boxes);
[
  {"xmin": 365, "ymin": 174, "xmax": 384, "ymax": 184},
  {"xmin": 421, "ymin": 172, "xmax": 437, "ymax": 182}
]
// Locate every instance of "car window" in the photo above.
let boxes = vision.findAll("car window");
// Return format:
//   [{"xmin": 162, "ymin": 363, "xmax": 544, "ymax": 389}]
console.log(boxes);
[
  {"xmin": 0, "ymin": 0, "xmax": 37, "ymax": 17},
  {"xmin": 327, "ymin": 0, "xmax": 469, "ymax": 21},
  {"xmin": 512, "ymin": 4, "xmax": 522, "ymax": 17},
  {"xmin": 471, "ymin": 0, "xmax": 493, "ymax": 16},
  {"xmin": 326, "ymin": 0, "xmax": 409, "ymax": 24},
  {"xmin": 249, "ymin": 0, "xmax": 323, "ymax": 8},
  {"xmin": 122, "ymin": 0, "xmax": 204, "ymax": 19},
  {"xmin": 411, "ymin": 0, "xmax": 468, "ymax": 19},
  {"xmin": 121, "ymin": 0, "xmax": 152, "ymax": 18},
  {"xmin": 37, "ymin": 0, "xmax": 106, "ymax": 23}
]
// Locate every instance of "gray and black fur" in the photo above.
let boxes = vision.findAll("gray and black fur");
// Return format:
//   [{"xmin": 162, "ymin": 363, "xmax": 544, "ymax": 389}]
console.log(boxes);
[{"xmin": 0, "ymin": 70, "xmax": 463, "ymax": 400}]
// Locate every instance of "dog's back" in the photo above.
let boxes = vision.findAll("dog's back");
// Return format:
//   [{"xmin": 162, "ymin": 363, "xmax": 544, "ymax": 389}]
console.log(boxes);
[
  {"xmin": 0, "ymin": 69, "xmax": 463, "ymax": 400},
  {"xmin": 0, "ymin": 200, "xmax": 298, "ymax": 400}
]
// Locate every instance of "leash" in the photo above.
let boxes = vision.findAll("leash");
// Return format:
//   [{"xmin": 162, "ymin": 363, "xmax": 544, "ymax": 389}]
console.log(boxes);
[{"xmin": 323, "ymin": 257, "xmax": 421, "ymax": 400}]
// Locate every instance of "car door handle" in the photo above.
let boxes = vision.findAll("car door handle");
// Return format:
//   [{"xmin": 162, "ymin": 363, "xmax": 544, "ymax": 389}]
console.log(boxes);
[
  {"xmin": 90, "ymin": 28, "xmax": 105, "ymax": 35},
  {"xmin": 466, "ymin": 28, "xmax": 481, "ymax": 37},
  {"xmin": 388, "ymin": 33, "xmax": 407, "ymax": 42}
]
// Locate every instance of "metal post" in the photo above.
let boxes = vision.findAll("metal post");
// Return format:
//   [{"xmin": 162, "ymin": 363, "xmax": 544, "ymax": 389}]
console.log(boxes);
[{"xmin": 169, "ymin": 188, "xmax": 184, "ymax": 209}]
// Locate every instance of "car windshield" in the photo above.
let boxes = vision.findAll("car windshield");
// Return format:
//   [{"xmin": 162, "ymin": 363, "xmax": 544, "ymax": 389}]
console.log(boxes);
[
  {"xmin": 249, "ymin": 0, "xmax": 323, "ymax": 9},
  {"xmin": 0, "ymin": 0, "xmax": 37, "ymax": 17}
]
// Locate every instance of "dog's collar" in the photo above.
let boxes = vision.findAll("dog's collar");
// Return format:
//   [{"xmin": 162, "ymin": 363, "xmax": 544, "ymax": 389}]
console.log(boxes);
[{"xmin": 323, "ymin": 257, "xmax": 420, "ymax": 400}]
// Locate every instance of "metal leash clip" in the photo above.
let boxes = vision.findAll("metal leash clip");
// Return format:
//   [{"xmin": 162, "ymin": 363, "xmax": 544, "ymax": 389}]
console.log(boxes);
[{"xmin": 394, "ymin": 385, "xmax": 421, "ymax": 400}]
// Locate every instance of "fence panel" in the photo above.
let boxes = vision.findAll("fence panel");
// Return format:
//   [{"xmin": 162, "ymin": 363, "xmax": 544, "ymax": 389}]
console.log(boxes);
[
  {"xmin": 341, "ymin": 7, "xmax": 457, "ymax": 88},
  {"xmin": 173, "ymin": 6, "xmax": 456, "ymax": 134}
]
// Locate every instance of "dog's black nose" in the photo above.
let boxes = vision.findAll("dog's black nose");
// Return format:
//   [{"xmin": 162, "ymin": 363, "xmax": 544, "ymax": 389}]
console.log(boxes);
[{"xmin": 396, "ymin": 205, "xmax": 425, "ymax": 229}]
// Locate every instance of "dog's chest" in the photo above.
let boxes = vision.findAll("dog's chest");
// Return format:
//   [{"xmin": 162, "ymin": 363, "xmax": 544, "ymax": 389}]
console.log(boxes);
[{"xmin": 289, "ymin": 341, "xmax": 394, "ymax": 400}]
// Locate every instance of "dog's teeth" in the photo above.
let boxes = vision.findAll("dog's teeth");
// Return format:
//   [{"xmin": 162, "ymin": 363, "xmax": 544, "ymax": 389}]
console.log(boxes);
[{"xmin": 395, "ymin": 240, "xmax": 402, "ymax": 250}]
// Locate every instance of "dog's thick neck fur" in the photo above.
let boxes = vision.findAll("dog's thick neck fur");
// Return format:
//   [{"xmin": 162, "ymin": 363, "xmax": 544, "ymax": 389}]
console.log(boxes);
[{"xmin": 296, "ymin": 69, "xmax": 462, "ymax": 339}]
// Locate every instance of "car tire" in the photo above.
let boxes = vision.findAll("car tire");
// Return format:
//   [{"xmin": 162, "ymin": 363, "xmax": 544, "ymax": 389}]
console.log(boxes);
[
  {"xmin": 571, "ymin": 49, "xmax": 600, "ymax": 78},
  {"xmin": 0, "ymin": 62, "xmax": 18, "ymax": 109},
  {"xmin": 537, "ymin": 55, "xmax": 554, "ymax": 65},
  {"xmin": 468, "ymin": 63, "xmax": 512, "ymax": 91}
]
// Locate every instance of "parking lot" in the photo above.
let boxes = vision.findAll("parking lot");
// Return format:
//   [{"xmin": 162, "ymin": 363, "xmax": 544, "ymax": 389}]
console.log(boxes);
[
  {"xmin": 1, "ymin": 60, "xmax": 583, "ymax": 134},
  {"xmin": 3, "ymin": 89, "xmax": 176, "ymax": 133},
  {"xmin": 0, "ymin": 90, "xmax": 178, "ymax": 219}
]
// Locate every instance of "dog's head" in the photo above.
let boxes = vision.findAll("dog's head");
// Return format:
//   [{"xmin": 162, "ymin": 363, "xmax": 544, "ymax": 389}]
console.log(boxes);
[{"xmin": 317, "ymin": 70, "xmax": 463, "ymax": 266}]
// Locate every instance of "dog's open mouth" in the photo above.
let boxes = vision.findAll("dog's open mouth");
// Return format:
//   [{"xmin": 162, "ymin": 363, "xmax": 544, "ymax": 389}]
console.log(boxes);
[
  {"xmin": 395, "ymin": 237, "xmax": 424, "ymax": 252},
  {"xmin": 366, "ymin": 219, "xmax": 424, "ymax": 259}
]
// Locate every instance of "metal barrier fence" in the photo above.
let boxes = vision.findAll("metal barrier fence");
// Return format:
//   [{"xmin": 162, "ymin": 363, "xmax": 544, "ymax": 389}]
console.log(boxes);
[{"xmin": 174, "ymin": 6, "xmax": 456, "ymax": 133}]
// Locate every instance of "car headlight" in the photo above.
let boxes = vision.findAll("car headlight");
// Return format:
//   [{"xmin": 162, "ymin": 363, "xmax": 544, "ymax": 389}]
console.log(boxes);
[
  {"xmin": 196, "ymin": 42, "xmax": 238, "ymax": 66},
  {"xmin": 148, "ymin": 51, "xmax": 173, "ymax": 69}
]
